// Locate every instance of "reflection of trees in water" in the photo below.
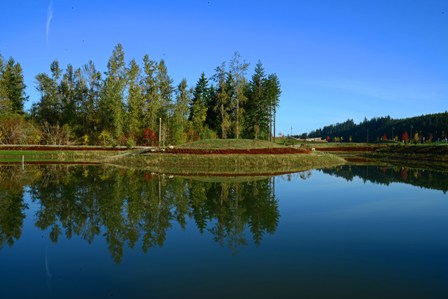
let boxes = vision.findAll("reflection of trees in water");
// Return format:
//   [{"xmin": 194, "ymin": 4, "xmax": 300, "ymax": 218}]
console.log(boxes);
[
  {"xmin": 0, "ymin": 165, "xmax": 279, "ymax": 263},
  {"xmin": 321, "ymin": 165, "xmax": 448, "ymax": 193},
  {"xmin": 280, "ymin": 171, "xmax": 312, "ymax": 182},
  {"xmin": 0, "ymin": 187, "xmax": 26, "ymax": 249},
  {"xmin": 0, "ymin": 166, "xmax": 34, "ymax": 249},
  {"xmin": 195, "ymin": 179, "xmax": 279, "ymax": 254}
]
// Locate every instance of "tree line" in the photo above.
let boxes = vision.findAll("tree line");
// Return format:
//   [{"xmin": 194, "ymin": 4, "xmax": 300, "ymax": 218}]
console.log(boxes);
[
  {"xmin": 305, "ymin": 112, "xmax": 448, "ymax": 143},
  {"xmin": 0, "ymin": 44, "xmax": 281, "ymax": 146}
]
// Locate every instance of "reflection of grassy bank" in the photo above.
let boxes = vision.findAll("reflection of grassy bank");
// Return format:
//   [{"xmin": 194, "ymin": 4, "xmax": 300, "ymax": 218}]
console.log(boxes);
[
  {"xmin": 363, "ymin": 145, "xmax": 448, "ymax": 171},
  {"xmin": 108, "ymin": 152, "xmax": 345, "ymax": 175},
  {"xmin": 370, "ymin": 145, "xmax": 448, "ymax": 161},
  {"xmin": 0, "ymin": 149, "xmax": 122, "ymax": 163}
]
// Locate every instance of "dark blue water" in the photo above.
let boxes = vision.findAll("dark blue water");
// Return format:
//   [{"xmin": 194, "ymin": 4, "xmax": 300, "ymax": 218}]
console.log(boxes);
[{"xmin": 1, "ymin": 165, "xmax": 447, "ymax": 298}]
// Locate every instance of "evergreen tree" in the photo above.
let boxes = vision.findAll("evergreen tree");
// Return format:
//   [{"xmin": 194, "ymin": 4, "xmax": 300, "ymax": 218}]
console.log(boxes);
[
  {"xmin": 72, "ymin": 66, "xmax": 89, "ymax": 140},
  {"xmin": 156, "ymin": 59, "xmax": 174, "ymax": 144},
  {"xmin": 82, "ymin": 61, "xmax": 102, "ymax": 143},
  {"xmin": 172, "ymin": 79, "xmax": 191, "ymax": 144},
  {"xmin": 190, "ymin": 72, "xmax": 210, "ymax": 137},
  {"xmin": 127, "ymin": 59, "xmax": 144, "ymax": 141},
  {"xmin": 33, "ymin": 60, "xmax": 61, "ymax": 125},
  {"xmin": 0, "ymin": 54, "xmax": 9, "ymax": 115},
  {"xmin": 156, "ymin": 59, "xmax": 174, "ymax": 119},
  {"xmin": 100, "ymin": 43, "xmax": 127, "ymax": 142},
  {"xmin": 142, "ymin": 54, "xmax": 159, "ymax": 131},
  {"xmin": 246, "ymin": 61, "xmax": 268, "ymax": 139},
  {"xmin": 60, "ymin": 64, "xmax": 77, "ymax": 126},
  {"xmin": 265, "ymin": 73, "xmax": 281, "ymax": 142},
  {"xmin": 205, "ymin": 84, "xmax": 218, "ymax": 132},
  {"xmin": 0, "ymin": 57, "xmax": 27, "ymax": 114}
]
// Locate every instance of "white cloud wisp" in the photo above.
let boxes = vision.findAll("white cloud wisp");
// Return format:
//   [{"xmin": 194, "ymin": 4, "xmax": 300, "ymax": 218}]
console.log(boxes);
[{"xmin": 46, "ymin": 1, "xmax": 53, "ymax": 48}]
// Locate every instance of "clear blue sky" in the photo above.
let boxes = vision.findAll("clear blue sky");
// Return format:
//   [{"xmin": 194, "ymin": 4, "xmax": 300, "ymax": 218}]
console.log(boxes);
[{"xmin": 1, "ymin": 0, "xmax": 447, "ymax": 135}]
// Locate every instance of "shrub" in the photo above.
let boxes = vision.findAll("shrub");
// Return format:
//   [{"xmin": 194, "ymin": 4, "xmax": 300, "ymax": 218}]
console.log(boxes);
[
  {"xmin": 99, "ymin": 130, "xmax": 113, "ymax": 146},
  {"xmin": 126, "ymin": 137, "xmax": 135, "ymax": 149},
  {"xmin": 40, "ymin": 122, "xmax": 73, "ymax": 145},
  {"xmin": 0, "ymin": 114, "xmax": 42, "ymax": 144}
]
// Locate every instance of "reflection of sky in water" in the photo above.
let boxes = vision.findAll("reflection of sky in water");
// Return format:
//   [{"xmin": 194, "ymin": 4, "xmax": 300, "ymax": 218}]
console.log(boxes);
[
  {"xmin": 269, "ymin": 171, "xmax": 448, "ymax": 298},
  {"xmin": 1, "ymin": 167, "xmax": 448, "ymax": 298},
  {"xmin": 276, "ymin": 170, "xmax": 448, "ymax": 249}
]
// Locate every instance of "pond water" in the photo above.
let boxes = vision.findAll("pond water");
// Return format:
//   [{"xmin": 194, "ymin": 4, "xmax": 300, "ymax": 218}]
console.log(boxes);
[{"xmin": 1, "ymin": 164, "xmax": 448, "ymax": 299}]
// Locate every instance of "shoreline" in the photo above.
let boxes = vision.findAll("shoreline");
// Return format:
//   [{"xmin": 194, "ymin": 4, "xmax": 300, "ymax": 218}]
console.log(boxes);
[
  {"xmin": 0, "ymin": 145, "xmax": 346, "ymax": 175},
  {"xmin": 3, "ymin": 143, "xmax": 447, "ymax": 174}
]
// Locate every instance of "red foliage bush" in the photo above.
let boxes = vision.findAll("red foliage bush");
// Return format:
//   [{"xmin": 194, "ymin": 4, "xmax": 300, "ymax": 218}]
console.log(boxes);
[{"xmin": 143, "ymin": 128, "xmax": 158, "ymax": 146}]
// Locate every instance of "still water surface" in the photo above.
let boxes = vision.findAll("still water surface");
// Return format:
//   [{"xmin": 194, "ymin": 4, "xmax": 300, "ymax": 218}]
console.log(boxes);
[{"xmin": 1, "ymin": 165, "xmax": 448, "ymax": 298}]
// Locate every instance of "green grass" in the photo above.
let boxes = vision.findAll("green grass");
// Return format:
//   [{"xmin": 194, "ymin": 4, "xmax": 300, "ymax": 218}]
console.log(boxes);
[
  {"xmin": 177, "ymin": 139, "xmax": 282, "ymax": 149},
  {"xmin": 273, "ymin": 137, "xmax": 303, "ymax": 146}
]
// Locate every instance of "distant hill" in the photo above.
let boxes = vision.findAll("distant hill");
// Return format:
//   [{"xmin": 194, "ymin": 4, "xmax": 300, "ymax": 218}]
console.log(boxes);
[{"xmin": 303, "ymin": 112, "xmax": 448, "ymax": 143}]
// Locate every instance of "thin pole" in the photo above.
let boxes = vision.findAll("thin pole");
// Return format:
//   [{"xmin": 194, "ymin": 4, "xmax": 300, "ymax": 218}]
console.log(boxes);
[
  {"xmin": 273, "ymin": 105, "xmax": 276, "ymax": 144},
  {"xmin": 159, "ymin": 117, "xmax": 162, "ymax": 146},
  {"xmin": 236, "ymin": 98, "xmax": 239, "ymax": 139}
]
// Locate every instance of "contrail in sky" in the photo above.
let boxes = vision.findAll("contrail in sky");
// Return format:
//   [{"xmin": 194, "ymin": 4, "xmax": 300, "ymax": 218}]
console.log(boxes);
[{"xmin": 46, "ymin": 1, "xmax": 53, "ymax": 48}]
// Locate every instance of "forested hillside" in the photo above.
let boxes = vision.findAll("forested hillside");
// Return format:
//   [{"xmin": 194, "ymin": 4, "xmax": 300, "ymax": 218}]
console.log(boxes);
[
  {"xmin": 0, "ymin": 44, "xmax": 281, "ymax": 146},
  {"xmin": 305, "ymin": 112, "xmax": 448, "ymax": 143}
]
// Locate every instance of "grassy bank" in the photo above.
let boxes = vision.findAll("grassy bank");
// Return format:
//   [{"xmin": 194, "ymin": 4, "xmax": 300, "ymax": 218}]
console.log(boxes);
[{"xmin": 108, "ymin": 152, "xmax": 345, "ymax": 175}]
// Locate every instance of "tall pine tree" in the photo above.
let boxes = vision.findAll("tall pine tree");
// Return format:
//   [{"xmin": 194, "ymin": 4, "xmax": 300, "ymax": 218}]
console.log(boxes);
[
  {"xmin": 246, "ymin": 61, "xmax": 268, "ymax": 139},
  {"xmin": 0, "ymin": 57, "xmax": 27, "ymax": 115},
  {"xmin": 82, "ymin": 61, "xmax": 102, "ymax": 143},
  {"xmin": 33, "ymin": 60, "xmax": 61, "ymax": 125},
  {"xmin": 156, "ymin": 59, "xmax": 173, "ymax": 144},
  {"xmin": 60, "ymin": 64, "xmax": 77, "ymax": 126},
  {"xmin": 142, "ymin": 54, "xmax": 159, "ymax": 131},
  {"xmin": 127, "ymin": 59, "xmax": 144, "ymax": 141},
  {"xmin": 172, "ymin": 79, "xmax": 190, "ymax": 144},
  {"xmin": 100, "ymin": 43, "xmax": 127, "ymax": 142},
  {"xmin": 190, "ymin": 72, "xmax": 209, "ymax": 137},
  {"xmin": 265, "ymin": 73, "xmax": 281, "ymax": 142}
]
